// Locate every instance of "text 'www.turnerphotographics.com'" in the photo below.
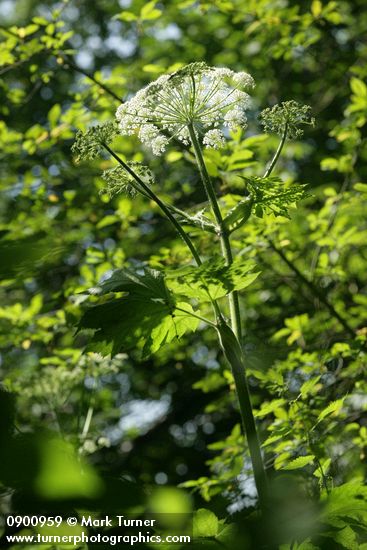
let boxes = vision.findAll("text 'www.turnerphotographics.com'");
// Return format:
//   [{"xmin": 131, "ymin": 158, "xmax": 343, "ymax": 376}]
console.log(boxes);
[{"xmin": 4, "ymin": 514, "xmax": 192, "ymax": 546}]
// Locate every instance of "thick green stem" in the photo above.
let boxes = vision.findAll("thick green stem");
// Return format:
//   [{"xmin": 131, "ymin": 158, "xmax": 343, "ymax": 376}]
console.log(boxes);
[
  {"xmin": 187, "ymin": 124, "xmax": 241, "ymax": 340},
  {"xmin": 104, "ymin": 138, "xmax": 268, "ymax": 509},
  {"xmin": 187, "ymin": 124, "xmax": 268, "ymax": 511},
  {"xmin": 217, "ymin": 318, "xmax": 269, "ymax": 512}
]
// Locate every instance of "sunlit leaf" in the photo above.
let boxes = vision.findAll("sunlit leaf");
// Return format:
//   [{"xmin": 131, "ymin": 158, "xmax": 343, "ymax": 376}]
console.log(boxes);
[
  {"xmin": 166, "ymin": 256, "xmax": 260, "ymax": 301},
  {"xmin": 193, "ymin": 508, "xmax": 219, "ymax": 537},
  {"xmin": 282, "ymin": 455, "xmax": 315, "ymax": 470}
]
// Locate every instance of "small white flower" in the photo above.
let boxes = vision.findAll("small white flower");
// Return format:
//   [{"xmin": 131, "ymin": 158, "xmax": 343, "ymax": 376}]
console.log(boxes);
[
  {"xmin": 233, "ymin": 72, "xmax": 255, "ymax": 87},
  {"xmin": 224, "ymin": 107, "xmax": 247, "ymax": 130},
  {"xmin": 203, "ymin": 129, "xmax": 226, "ymax": 149},
  {"xmin": 116, "ymin": 62, "xmax": 254, "ymax": 155}
]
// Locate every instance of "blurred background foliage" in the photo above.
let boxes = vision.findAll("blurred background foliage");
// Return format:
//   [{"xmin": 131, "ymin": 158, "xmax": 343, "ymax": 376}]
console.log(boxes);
[{"xmin": 0, "ymin": 0, "xmax": 366, "ymax": 548}]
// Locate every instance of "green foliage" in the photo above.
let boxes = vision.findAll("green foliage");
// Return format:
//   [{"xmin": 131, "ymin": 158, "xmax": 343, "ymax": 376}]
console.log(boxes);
[
  {"xmin": 320, "ymin": 482, "xmax": 367, "ymax": 548},
  {"xmin": 282, "ymin": 455, "xmax": 315, "ymax": 470},
  {"xmin": 193, "ymin": 508, "xmax": 219, "ymax": 537},
  {"xmin": 166, "ymin": 257, "xmax": 260, "ymax": 301},
  {"xmin": 240, "ymin": 175, "xmax": 310, "ymax": 218},
  {"xmin": 0, "ymin": 0, "xmax": 367, "ymax": 548},
  {"xmin": 79, "ymin": 268, "xmax": 200, "ymax": 357},
  {"xmin": 34, "ymin": 438, "xmax": 103, "ymax": 499}
]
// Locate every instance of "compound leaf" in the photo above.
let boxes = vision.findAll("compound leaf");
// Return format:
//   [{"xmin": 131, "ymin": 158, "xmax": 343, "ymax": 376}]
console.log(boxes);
[
  {"xmin": 79, "ymin": 269, "xmax": 199, "ymax": 357},
  {"xmin": 166, "ymin": 256, "xmax": 260, "ymax": 301},
  {"xmin": 240, "ymin": 175, "xmax": 309, "ymax": 218}
]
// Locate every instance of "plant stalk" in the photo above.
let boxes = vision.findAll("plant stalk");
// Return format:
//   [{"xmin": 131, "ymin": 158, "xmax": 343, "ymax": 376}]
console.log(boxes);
[
  {"xmin": 217, "ymin": 317, "xmax": 269, "ymax": 512},
  {"xmin": 187, "ymin": 124, "xmax": 242, "ymax": 340},
  {"xmin": 263, "ymin": 122, "xmax": 288, "ymax": 178},
  {"xmin": 187, "ymin": 124, "xmax": 268, "ymax": 511}
]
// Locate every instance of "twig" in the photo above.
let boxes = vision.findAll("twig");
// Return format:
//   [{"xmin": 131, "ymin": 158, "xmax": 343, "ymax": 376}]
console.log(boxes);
[{"xmin": 267, "ymin": 238, "xmax": 356, "ymax": 338}]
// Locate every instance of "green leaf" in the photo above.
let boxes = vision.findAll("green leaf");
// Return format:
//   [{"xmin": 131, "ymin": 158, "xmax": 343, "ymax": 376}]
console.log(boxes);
[
  {"xmin": 223, "ymin": 195, "xmax": 254, "ymax": 233},
  {"xmin": 255, "ymin": 399, "xmax": 286, "ymax": 418},
  {"xmin": 282, "ymin": 455, "xmax": 315, "ymax": 470},
  {"xmin": 114, "ymin": 11, "xmax": 138, "ymax": 22},
  {"xmin": 324, "ymin": 481, "xmax": 367, "ymax": 517},
  {"xmin": 193, "ymin": 508, "xmax": 219, "ymax": 538},
  {"xmin": 239, "ymin": 175, "xmax": 310, "ymax": 218},
  {"xmin": 216, "ymin": 522, "xmax": 237, "ymax": 543},
  {"xmin": 22, "ymin": 23, "xmax": 40, "ymax": 36},
  {"xmin": 96, "ymin": 215, "xmax": 120, "ymax": 229},
  {"xmin": 166, "ymin": 257, "xmax": 260, "ymax": 301},
  {"xmin": 316, "ymin": 398, "xmax": 345, "ymax": 423},
  {"xmin": 313, "ymin": 458, "xmax": 331, "ymax": 479},
  {"xmin": 144, "ymin": 301, "xmax": 199, "ymax": 356},
  {"xmin": 226, "ymin": 149, "xmax": 254, "ymax": 170},
  {"xmin": 193, "ymin": 371, "xmax": 227, "ymax": 393},
  {"xmin": 32, "ymin": 16, "xmax": 49, "ymax": 25},
  {"xmin": 330, "ymin": 525, "xmax": 359, "ymax": 550},
  {"xmin": 48, "ymin": 103, "xmax": 61, "ymax": 129},
  {"xmin": 311, "ymin": 0, "xmax": 323, "ymax": 17},
  {"xmin": 93, "ymin": 267, "xmax": 173, "ymax": 303},
  {"xmin": 140, "ymin": 1, "xmax": 162, "ymax": 20},
  {"xmin": 300, "ymin": 375, "xmax": 321, "ymax": 398},
  {"xmin": 79, "ymin": 269, "xmax": 199, "ymax": 357},
  {"xmin": 173, "ymin": 302, "xmax": 201, "ymax": 338},
  {"xmin": 0, "ymin": 235, "xmax": 65, "ymax": 279},
  {"xmin": 35, "ymin": 438, "xmax": 103, "ymax": 499},
  {"xmin": 354, "ymin": 182, "xmax": 367, "ymax": 193},
  {"xmin": 350, "ymin": 77, "xmax": 367, "ymax": 97}
]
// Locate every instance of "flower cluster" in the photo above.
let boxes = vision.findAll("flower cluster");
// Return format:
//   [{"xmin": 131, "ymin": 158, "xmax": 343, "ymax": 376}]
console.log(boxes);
[
  {"xmin": 71, "ymin": 122, "xmax": 118, "ymax": 162},
  {"xmin": 116, "ymin": 62, "xmax": 254, "ymax": 155},
  {"xmin": 101, "ymin": 163, "xmax": 154, "ymax": 198},
  {"xmin": 260, "ymin": 101, "xmax": 315, "ymax": 139}
]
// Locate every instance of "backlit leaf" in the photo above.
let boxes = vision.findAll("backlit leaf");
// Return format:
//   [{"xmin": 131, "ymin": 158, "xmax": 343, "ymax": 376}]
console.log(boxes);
[
  {"xmin": 166, "ymin": 257, "xmax": 260, "ymax": 301},
  {"xmin": 282, "ymin": 455, "xmax": 315, "ymax": 470},
  {"xmin": 79, "ymin": 268, "xmax": 199, "ymax": 357},
  {"xmin": 193, "ymin": 508, "xmax": 219, "ymax": 537}
]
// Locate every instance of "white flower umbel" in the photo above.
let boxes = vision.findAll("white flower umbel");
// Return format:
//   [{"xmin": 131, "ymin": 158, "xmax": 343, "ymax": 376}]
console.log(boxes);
[
  {"xmin": 116, "ymin": 62, "xmax": 254, "ymax": 155},
  {"xmin": 202, "ymin": 129, "xmax": 226, "ymax": 149}
]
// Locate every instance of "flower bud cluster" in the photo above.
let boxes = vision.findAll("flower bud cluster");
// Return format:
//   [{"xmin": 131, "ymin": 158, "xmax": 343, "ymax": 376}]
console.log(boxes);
[
  {"xmin": 71, "ymin": 122, "xmax": 118, "ymax": 162},
  {"xmin": 101, "ymin": 163, "xmax": 154, "ymax": 198},
  {"xmin": 260, "ymin": 100, "xmax": 315, "ymax": 139}
]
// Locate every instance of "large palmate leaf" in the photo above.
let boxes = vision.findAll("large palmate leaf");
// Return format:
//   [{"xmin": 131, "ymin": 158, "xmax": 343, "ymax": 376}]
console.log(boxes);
[
  {"xmin": 166, "ymin": 256, "xmax": 260, "ymax": 301},
  {"xmin": 91, "ymin": 266, "xmax": 173, "ymax": 302},
  {"xmin": 319, "ymin": 482, "xmax": 367, "ymax": 548},
  {"xmin": 79, "ymin": 268, "xmax": 199, "ymax": 357},
  {"xmin": 239, "ymin": 175, "xmax": 309, "ymax": 218}
]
